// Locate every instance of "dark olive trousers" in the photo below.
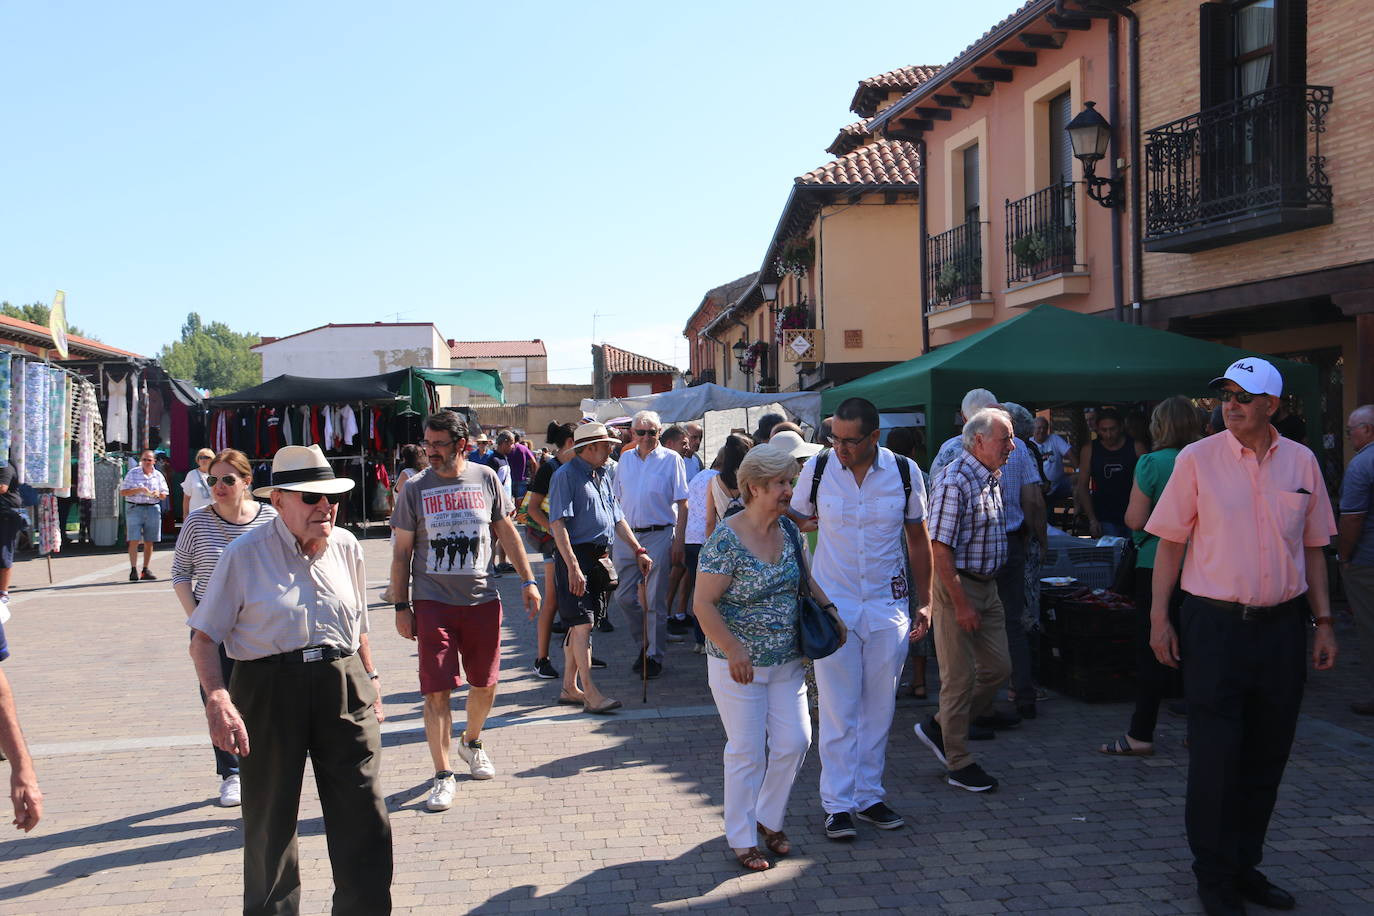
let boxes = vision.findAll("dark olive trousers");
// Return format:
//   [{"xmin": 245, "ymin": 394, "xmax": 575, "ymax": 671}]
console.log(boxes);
[
  {"xmin": 231, "ymin": 654, "xmax": 392, "ymax": 915},
  {"xmin": 1181, "ymin": 595, "xmax": 1307, "ymax": 891}
]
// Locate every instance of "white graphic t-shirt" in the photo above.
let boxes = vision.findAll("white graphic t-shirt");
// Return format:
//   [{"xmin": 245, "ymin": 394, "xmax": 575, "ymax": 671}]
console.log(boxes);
[{"xmin": 391, "ymin": 463, "xmax": 513, "ymax": 606}]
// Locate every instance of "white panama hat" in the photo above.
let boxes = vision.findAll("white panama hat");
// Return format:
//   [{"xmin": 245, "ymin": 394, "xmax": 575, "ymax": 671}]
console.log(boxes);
[
  {"xmin": 768, "ymin": 429, "xmax": 823, "ymax": 459},
  {"xmin": 252, "ymin": 444, "xmax": 356, "ymax": 498}
]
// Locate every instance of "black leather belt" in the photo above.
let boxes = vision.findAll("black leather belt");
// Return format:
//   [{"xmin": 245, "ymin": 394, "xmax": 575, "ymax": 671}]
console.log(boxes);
[
  {"xmin": 632, "ymin": 524, "xmax": 670, "ymax": 533},
  {"xmin": 1197, "ymin": 595, "xmax": 1304, "ymax": 622},
  {"xmin": 957, "ymin": 569, "xmax": 997, "ymax": 583},
  {"xmin": 249, "ymin": 645, "xmax": 354, "ymax": 664}
]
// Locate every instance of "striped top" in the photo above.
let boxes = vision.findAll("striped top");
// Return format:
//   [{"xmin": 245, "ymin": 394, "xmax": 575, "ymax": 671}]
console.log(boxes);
[{"xmin": 171, "ymin": 502, "xmax": 280, "ymax": 601}]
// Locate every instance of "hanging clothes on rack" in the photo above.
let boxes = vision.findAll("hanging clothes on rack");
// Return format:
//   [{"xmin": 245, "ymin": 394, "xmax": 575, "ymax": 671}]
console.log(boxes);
[
  {"xmin": 24, "ymin": 365, "xmax": 52, "ymax": 487},
  {"xmin": 0, "ymin": 354, "xmax": 9, "ymax": 464},
  {"xmin": 105, "ymin": 369, "xmax": 130, "ymax": 447},
  {"xmin": 54, "ymin": 376, "xmax": 73, "ymax": 498},
  {"xmin": 9, "ymin": 359, "xmax": 24, "ymax": 484},
  {"xmin": 338, "ymin": 404, "xmax": 359, "ymax": 447},
  {"xmin": 37, "ymin": 492, "xmax": 61, "ymax": 555},
  {"xmin": 77, "ymin": 382, "xmax": 96, "ymax": 500}
]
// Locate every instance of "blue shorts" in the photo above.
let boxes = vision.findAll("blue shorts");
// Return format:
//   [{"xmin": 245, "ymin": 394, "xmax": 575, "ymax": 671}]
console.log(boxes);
[{"xmin": 126, "ymin": 503, "xmax": 162, "ymax": 543}]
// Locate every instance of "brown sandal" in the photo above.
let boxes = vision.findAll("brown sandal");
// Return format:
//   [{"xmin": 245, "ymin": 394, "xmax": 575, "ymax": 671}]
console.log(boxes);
[
  {"xmin": 756, "ymin": 824, "xmax": 792, "ymax": 857},
  {"xmin": 735, "ymin": 847, "xmax": 771, "ymax": 871}
]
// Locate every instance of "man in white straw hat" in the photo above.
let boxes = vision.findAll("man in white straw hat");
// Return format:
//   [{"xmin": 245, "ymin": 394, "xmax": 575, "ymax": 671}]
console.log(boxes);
[
  {"xmin": 188, "ymin": 444, "xmax": 391, "ymax": 915},
  {"xmin": 547, "ymin": 422, "xmax": 653, "ymax": 712}
]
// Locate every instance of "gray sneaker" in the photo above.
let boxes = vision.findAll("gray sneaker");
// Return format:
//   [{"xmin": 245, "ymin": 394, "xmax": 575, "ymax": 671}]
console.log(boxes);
[
  {"xmin": 456, "ymin": 736, "xmax": 495, "ymax": 779},
  {"xmin": 426, "ymin": 772, "xmax": 457, "ymax": 811}
]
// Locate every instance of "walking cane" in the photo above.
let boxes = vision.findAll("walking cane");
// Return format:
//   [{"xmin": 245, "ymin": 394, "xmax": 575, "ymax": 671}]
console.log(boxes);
[{"xmin": 640, "ymin": 577, "xmax": 649, "ymax": 704}]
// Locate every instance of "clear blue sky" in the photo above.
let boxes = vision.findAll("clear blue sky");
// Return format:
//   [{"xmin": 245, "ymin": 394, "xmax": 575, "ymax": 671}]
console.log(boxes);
[{"xmin": 2, "ymin": 1, "xmax": 1018, "ymax": 382}]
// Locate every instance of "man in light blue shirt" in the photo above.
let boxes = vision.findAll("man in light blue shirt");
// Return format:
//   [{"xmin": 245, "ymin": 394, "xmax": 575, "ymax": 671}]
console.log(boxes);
[{"xmin": 1339, "ymin": 404, "xmax": 1374, "ymax": 716}]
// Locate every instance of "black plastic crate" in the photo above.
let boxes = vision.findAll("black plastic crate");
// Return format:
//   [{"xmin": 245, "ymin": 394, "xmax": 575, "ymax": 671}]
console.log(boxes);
[{"xmin": 1061, "ymin": 666, "xmax": 1136, "ymax": 703}]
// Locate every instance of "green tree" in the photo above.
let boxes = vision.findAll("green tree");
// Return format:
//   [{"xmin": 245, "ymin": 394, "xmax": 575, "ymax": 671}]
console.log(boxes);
[
  {"xmin": 0, "ymin": 300, "xmax": 92, "ymax": 338},
  {"xmin": 158, "ymin": 312, "xmax": 262, "ymax": 395}
]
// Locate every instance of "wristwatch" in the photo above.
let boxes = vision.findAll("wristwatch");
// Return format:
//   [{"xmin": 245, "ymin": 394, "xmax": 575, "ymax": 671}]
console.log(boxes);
[
  {"xmin": 1311, "ymin": 615, "xmax": 1334, "ymax": 628},
  {"xmin": 394, "ymin": 602, "xmax": 411, "ymax": 613},
  {"xmin": 366, "ymin": 670, "xmax": 380, "ymax": 680}
]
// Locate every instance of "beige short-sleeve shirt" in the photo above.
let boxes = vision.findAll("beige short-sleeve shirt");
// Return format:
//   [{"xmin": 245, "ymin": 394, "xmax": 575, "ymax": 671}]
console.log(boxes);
[{"xmin": 188, "ymin": 516, "xmax": 369, "ymax": 661}]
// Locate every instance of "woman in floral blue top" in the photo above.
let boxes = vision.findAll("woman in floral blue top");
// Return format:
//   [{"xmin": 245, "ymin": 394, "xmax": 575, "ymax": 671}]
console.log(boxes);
[{"xmin": 696, "ymin": 445, "xmax": 842, "ymax": 872}]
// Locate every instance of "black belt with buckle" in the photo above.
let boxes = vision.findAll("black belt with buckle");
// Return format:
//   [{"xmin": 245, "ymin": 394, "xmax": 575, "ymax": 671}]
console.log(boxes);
[
  {"xmin": 250, "ymin": 645, "xmax": 355, "ymax": 664},
  {"xmin": 632, "ymin": 524, "xmax": 670, "ymax": 533},
  {"xmin": 1197, "ymin": 595, "xmax": 1303, "ymax": 622}
]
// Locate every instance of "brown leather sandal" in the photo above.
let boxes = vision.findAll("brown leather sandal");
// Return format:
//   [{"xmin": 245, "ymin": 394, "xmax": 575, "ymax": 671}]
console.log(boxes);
[
  {"xmin": 756, "ymin": 824, "xmax": 792, "ymax": 857},
  {"xmin": 735, "ymin": 847, "xmax": 771, "ymax": 871}
]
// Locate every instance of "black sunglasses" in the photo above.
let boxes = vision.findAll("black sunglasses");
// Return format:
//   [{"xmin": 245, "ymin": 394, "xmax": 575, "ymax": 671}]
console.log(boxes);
[
  {"xmin": 297, "ymin": 491, "xmax": 344, "ymax": 505},
  {"xmin": 1216, "ymin": 389, "xmax": 1267, "ymax": 404},
  {"xmin": 633, "ymin": 428, "xmax": 658, "ymax": 437},
  {"xmin": 206, "ymin": 474, "xmax": 241, "ymax": 487}
]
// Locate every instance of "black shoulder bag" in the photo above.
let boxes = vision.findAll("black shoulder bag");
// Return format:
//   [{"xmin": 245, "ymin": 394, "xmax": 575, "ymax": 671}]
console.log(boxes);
[{"xmin": 780, "ymin": 519, "xmax": 843, "ymax": 660}]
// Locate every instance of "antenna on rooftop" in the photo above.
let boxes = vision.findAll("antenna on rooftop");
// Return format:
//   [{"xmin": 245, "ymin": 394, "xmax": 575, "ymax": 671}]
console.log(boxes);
[
  {"xmin": 592, "ymin": 311, "xmax": 615, "ymax": 344},
  {"xmin": 388, "ymin": 309, "xmax": 420, "ymax": 323}
]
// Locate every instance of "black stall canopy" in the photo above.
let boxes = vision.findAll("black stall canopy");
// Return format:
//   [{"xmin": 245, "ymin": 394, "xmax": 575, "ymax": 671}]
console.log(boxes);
[{"xmin": 206, "ymin": 367, "xmax": 504, "ymax": 410}]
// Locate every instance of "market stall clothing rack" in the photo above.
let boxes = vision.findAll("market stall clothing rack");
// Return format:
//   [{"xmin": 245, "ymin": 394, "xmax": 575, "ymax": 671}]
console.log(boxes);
[{"xmin": 204, "ymin": 367, "xmax": 504, "ymax": 537}]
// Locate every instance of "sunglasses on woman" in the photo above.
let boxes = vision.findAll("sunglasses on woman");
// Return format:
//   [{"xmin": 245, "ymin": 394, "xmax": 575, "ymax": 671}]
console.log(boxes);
[
  {"xmin": 1216, "ymin": 389, "xmax": 1268, "ymax": 404},
  {"xmin": 296, "ymin": 491, "xmax": 344, "ymax": 505},
  {"xmin": 206, "ymin": 474, "xmax": 241, "ymax": 487}
]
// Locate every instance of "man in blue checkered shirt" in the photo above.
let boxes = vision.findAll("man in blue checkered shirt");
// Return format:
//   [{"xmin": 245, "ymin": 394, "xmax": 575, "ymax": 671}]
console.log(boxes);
[{"xmin": 914, "ymin": 407, "xmax": 1015, "ymax": 794}]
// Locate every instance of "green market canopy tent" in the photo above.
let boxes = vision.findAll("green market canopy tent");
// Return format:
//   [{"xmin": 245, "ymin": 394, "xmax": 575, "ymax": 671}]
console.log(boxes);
[
  {"xmin": 822, "ymin": 305, "xmax": 1323, "ymax": 453},
  {"xmin": 207, "ymin": 367, "xmax": 504, "ymax": 410}
]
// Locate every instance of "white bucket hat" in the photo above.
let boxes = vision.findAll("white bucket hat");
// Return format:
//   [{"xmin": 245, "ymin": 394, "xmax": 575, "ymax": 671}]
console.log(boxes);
[
  {"xmin": 252, "ymin": 445, "xmax": 356, "ymax": 498},
  {"xmin": 768, "ymin": 429, "xmax": 823, "ymax": 459}
]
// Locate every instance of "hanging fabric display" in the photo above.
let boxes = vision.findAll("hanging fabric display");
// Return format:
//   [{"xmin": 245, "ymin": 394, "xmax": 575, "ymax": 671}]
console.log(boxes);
[
  {"xmin": 0, "ymin": 353, "xmax": 9, "ymax": 464},
  {"xmin": 9, "ymin": 359, "xmax": 24, "ymax": 483},
  {"xmin": 37, "ymin": 492, "xmax": 61, "ymax": 554},
  {"xmin": 105, "ymin": 370, "xmax": 129, "ymax": 447},
  {"xmin": 77, "ymin": 382, "xmax": 96, "ymax": 500},
  {"xmin": 55, "ymin": 376, "xmax": 73, "ymax": 498},
  {"xmin": 24, "ymin": 365, "xmax": 52, "ymax": 487}
]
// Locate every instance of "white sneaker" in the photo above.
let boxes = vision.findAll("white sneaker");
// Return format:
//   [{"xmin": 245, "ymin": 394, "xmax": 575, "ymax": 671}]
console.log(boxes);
[
  {"xmin": 455, "ymin": 735, "xmax": 495, "ymax": 780},
  {"xmin": 218, "ymin": 775, "xmax": 242, "ymax": 807},
  {"xmin": 425, "ymin": 773, "xmax": 457, "ymax": 811}
]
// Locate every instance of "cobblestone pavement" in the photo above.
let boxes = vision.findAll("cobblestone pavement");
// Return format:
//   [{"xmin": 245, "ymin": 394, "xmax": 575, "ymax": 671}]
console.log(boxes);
[{"xmin": 1, "ymin": 535, "xmax": 1371, "ymax": 915}]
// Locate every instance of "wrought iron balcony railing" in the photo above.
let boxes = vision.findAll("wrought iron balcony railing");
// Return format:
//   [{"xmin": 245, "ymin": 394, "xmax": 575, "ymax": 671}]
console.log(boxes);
[
  {"xmin": 926, "ymin": 219, "xmax": 984, "ymax": 312},
  {"xmin": 1005, "ymin": 183, "xmax": 1076, "ymax": 285},
  {"xmin": 1143, "ymin": 84, "xmax": 1333, "ymax": 253}
]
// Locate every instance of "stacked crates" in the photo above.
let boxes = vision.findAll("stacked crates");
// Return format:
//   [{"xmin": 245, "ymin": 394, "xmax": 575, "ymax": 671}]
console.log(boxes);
[{"xmin": 1039, "ymin": 584, "xmax": 1136, "ymax": 702}]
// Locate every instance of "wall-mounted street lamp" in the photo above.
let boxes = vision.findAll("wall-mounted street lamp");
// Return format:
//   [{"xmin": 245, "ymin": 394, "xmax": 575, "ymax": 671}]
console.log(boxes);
[
  {"xmin": 682, "ymin": 370, "xmax": 694, "ymax": 387},
  {"xmin": 732, "ymin": 338, "xmax": 750, "ymax": 373},
  {"xmin": 760, "ymin": 281, "xmax": 779, "ymax": 302},
  {"xmin": 1066, "ymin": 101, "xmax": 1123, "ymax": 209}
]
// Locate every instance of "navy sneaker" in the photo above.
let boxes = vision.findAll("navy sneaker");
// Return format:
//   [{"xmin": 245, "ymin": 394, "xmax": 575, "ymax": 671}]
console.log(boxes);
[
  {"xmin": 947, "ymin": 762, "xmax": 998, "ymax": 793},
  {"xmin": 914, "ymin": 716, "xmax": 947, "ymax": 766},
  {"xmin": 855, "ymin": 802, "xmax": 904, "ymax": 830},
  {"xmin": 824, "ymin": 811, "xmax": 857, "ymax": 840}
]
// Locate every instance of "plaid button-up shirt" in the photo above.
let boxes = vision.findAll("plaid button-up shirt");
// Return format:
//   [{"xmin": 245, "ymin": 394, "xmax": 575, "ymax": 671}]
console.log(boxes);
[{"xmin": 927, "ymin": 449, "xmax": 1007, "ymax": 576}]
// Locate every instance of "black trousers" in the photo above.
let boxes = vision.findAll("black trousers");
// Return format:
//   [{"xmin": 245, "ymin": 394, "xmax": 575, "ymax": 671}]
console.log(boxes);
[
  {"xmin": 1181, "ymin": 594, "xmax": 1307, "ymax": 889},
  {"xmin": 1127, "ymin": 573, "xmax": 1182, "ymax": 743},
  {"xmin": 231, "ymin": 654, "xmax": 392, "ymax": 915}
]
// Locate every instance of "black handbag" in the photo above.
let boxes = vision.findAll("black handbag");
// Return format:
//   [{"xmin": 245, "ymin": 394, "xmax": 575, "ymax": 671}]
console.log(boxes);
[{"xmin": 781, "ymin": 520, "xmax": 843, "ymax": 660}]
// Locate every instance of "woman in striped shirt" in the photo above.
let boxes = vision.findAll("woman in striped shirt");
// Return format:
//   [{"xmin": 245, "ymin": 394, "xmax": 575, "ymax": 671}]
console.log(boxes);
[{"xmin": 172, "ymin": 448, "xmax": 278, "ymax": 808}]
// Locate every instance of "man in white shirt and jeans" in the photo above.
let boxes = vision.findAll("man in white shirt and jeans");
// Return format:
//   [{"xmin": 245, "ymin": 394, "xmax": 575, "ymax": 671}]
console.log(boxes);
[
  {"xmin": 792, "ymin": 397, "xmax": 933, "ymax": 841},
  {"xmin": 612, "ymin": 410, "xmax": 688, "ymax": 679}
]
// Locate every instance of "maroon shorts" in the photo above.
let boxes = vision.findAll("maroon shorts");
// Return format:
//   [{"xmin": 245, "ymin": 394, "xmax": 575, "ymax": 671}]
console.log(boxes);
[{"xmin": 414, "ymin": 599, "xmax": 503, "ymax": 694}]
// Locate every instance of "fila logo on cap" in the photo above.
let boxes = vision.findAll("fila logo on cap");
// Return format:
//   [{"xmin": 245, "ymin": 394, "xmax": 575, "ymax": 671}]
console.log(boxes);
[
  {"xmin": 1236, "ymin": 363, "xmax": 1254, "ymax": 373},
  {"xmin": 1209, "ymin": 357, "xmax": 1283, "ymax": 397}
]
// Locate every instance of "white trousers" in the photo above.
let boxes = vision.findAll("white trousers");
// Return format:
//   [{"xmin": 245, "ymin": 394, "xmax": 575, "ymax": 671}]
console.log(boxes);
[
  {"xmin": 613, "ymin": 527, "xmax": 673, "ymax": 661},
  {"xmin": 707, "ymin": 656, "xmax": 811, "ymax": 850},
  {"xmin": 812, "ymin": 616, "xmax": 910, "ymax": 814}
]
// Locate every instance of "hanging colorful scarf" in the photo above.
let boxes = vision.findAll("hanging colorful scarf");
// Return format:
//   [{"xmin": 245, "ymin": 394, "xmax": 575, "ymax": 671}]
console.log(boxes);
[
  {"xmin": 0, "ymin": 354, "xmax": 10, "ymax": 463},
  {"xmin": 37, "ymin": 492, "xmax": 61, "ymax": 554},
  {"xmin": 77, "ymin": 382, "xmax": 96, "ymax": 500}
]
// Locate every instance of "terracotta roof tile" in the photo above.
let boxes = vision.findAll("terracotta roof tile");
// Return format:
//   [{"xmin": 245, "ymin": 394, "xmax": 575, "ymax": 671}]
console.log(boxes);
[
  {"xmin": 451, "ymin": 339, "xmax": 547, "ymax": 358},
  {"xmin": 850, "ymin": 65, "xmax": 942, "ymax": 117},
  {"xmin": 797, "ymin": 137, "xmax": 921, "ymax": 187},
  {"xmin": 0, "ymin": 314, "xmax": 143, "ymax": 359},
  {"xmin": 599, "ymin": 343, "xmax": 677, "ymax": 375},
  {"xmin": 826, "ymin": 119, "xmax": 873, "ymax": 157}
]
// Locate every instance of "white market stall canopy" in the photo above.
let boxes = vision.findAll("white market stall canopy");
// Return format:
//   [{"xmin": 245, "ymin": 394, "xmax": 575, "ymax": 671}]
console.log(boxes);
[{"xmin": 581, "ymin": 383, "xmax": 822, "ymax": 430}]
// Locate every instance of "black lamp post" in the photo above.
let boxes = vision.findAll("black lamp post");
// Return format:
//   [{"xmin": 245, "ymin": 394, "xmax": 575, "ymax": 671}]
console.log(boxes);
[
  {"xmin": 732, "ymin": 339, "xmax": 749, "ymax": 374},
  {"xmin": 1066, "ymin": 101, "xmax": 1123, "ymax": 209}
]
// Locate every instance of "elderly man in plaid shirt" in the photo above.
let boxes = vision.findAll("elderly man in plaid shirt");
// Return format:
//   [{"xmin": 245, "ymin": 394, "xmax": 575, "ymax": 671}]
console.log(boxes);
[{"xmin": 915, "ymin": 407, "xmax": 1015, "ymax": 793}]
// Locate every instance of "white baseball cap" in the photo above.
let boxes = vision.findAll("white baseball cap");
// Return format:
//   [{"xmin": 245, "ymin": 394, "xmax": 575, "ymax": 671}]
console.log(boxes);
[
  {"xmin": 768, "ymin": 429, "xmax": 823, "ymax": 460},
  {"xmin": 1210, "ymin": 357, "xmax": 1282, "ymax": 397}
]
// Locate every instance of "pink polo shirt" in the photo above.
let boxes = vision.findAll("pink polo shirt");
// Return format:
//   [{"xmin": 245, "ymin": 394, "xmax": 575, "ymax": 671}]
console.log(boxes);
[{"xmin": 1145, "ymin": 427, "xmax": 1335, "ymax": 607}]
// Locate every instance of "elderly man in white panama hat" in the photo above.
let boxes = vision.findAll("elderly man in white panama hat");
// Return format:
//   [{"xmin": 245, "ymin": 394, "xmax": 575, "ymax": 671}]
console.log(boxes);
[{"xmin": 188, "ymin": 444, "xmax": 392, "ymax": 916}]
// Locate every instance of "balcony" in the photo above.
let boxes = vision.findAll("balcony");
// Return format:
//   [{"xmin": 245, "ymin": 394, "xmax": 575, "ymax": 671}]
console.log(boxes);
[
  {"xmin": 1143, "ymin": 84, "xmax": 1333, "ymax": 253},
  {"xmin": 926, "ymin": 220, "xmax": 989, "ymax": 328},
  {"xmin": 1005, "ymin": 184, "xmax": 1077, "ymax": 285}
]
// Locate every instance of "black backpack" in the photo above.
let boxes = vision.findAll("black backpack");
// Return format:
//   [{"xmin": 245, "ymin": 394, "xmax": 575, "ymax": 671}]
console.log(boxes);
[{"xmin": 808, "ymin": 447, "xmax": 912, "ymax": 514}]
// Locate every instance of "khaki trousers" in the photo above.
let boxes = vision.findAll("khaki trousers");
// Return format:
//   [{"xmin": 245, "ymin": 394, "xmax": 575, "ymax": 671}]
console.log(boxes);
[{"xmin": 932, "ymin": 573, "xmax": 1011, "ymax": 772}]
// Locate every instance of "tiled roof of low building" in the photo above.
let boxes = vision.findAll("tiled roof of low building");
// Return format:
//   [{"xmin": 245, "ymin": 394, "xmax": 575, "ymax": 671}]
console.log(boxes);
[
  {"xmin": 451, "ymin": 340, "xmax": 547, "ymax": 358},
  {"xmin": 826, "ymin": 120, "xmax": 873, "ymax": 157},
  {"xmin": 600, "ymin": 343, "xmax": 677, "ymax": 375},
  {"xmin": 797, "ymin": 137, "xmax": 921, "ymax": 187},
  {"xmin": 850, "ymin": 65, "xmax": 942, "ymax": 117},
  {"xmin": 0, "ymin": 314, "xmax": 143, "ymax": 359}
]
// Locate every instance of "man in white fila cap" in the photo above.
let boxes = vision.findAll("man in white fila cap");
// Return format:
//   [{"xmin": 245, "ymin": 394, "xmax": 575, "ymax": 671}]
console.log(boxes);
[
  {"xmin": 1145, "ymin": 356, "xmax": 1336, "ymax": 916},
  {"xmin": 189, "ymin": 444, "xmax": 391, "ymax": 914}
]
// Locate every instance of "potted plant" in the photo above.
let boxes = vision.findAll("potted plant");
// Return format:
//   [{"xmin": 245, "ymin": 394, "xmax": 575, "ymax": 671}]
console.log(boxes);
[
  {"xmin": 1012, "ymin": 231, "xmax": 1050, "ymax": 269},
  {"xmin": 776, "ymin": 237, "xmax": 815, "ymax": 276}
]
